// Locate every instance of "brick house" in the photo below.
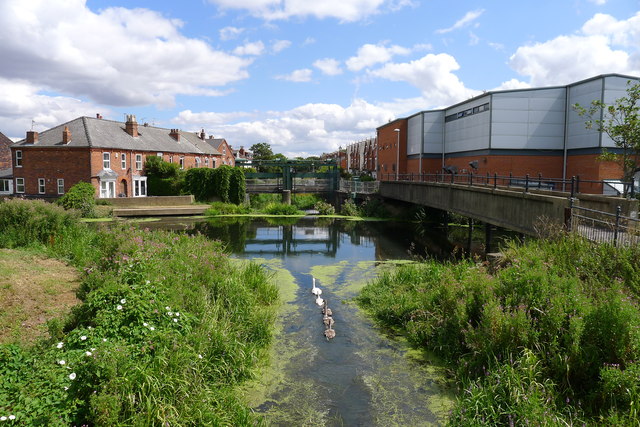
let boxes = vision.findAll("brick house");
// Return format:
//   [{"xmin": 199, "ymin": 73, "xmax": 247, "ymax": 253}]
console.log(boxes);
[
  {"xmin": 207, "ymin": 137, "xmax": 235, "ymax": 166},
  {"xmin": 0, "ymin": 131, "xmax": 13, "ymax": 196},
  {"xmin": 10, "ymin": 115, "xmax": 222, "ymax": 198}
]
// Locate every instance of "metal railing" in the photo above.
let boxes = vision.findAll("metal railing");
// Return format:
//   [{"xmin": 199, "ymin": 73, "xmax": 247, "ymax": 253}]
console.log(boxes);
[
  {"xmin": 568, "ymin": 203, "xmax": 640, "ymax": 246},
  {"xmin": 339, "ymin": 180, "xmax": 380, "ymax": 194},
  {"xmin": 380, "ymin": 173, "xmax": 636, "ymax": 198}
]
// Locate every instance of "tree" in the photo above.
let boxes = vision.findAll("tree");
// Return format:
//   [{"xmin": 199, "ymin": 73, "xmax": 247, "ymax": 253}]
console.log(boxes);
[
  {"xmin": 250, "ymin": 142, "xmax": 274, "ymax": 161},
  {"xmin": 573, "ymin": 80, "xmax": 640, "ymax": 194}
]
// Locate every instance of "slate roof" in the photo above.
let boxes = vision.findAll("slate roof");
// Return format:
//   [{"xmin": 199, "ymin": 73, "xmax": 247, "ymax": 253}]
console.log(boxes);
[
  {"xmin": 11, "ymin": 116, "xmax": 222, "ymax": 156},
  {"xmin": 206, "ymin": 138, "xmax": 227, "ymax": 152},
  {"xmin": 0, "ymin": 168, "xmax": 12, "ymax": 179}
]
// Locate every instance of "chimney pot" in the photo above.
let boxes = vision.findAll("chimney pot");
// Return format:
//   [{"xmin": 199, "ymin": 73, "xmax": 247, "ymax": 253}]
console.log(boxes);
[{"xmin": 170, "ymin": 128, "xmax": 180, "ymax": 142}]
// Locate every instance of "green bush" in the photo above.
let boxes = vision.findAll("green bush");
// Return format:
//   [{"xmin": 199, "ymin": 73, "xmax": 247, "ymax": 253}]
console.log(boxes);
[
  {"xmin": 213, "ymin": 165, "xmax": 232, "ymax": 203},
  {"xmin": 360, "ymin": 197, "xmax": 389, "ymax": 218},
  {"xmin": 292, "ymin": 193, "xmax": 321, "ymax": 210},
  {"xmin": 206, "ymin": 202, "xmax": 251, "ymax": 216},
  {"xmin": 184, "ymin": 168, "xmax": 216, "ymax": 201},
  {"xmin": 228, "ymin": 167, "xmax": 246, "ymax": 205},
  {"xmin": 340, "ymin": 199, "xmax": 361, "ymax": 216},
  {"xmin": 145, "ymin": 157, "xmax": 183, "ymax": 196},
  {"xmin": 263, "ymin": 203, "xmax": 303, "ymax": 215},
  {"xmin": 250, "ymin": 194, "xmax": 280, "ymax": 210},
  {"xmin": 56, "ymin": 181, "xmax": 96, "ymax": 217},
  {"xmin": 145, "ymin": 156, "xmax": 180, "ymax": 178},
  {"xmin": 314, "ymin": 200, "xmax": 335, "ymax": 215}
]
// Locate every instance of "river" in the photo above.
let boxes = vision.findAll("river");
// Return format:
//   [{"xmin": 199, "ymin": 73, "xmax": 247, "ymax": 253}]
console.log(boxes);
[{"xmin": 144, "ymin": 216, "xmax": 486, "ymax": 426}]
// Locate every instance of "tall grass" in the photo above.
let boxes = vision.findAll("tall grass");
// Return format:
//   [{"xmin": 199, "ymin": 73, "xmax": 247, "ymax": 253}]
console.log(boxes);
[
  {"xmin": 0, "ymin": 199, "xmax": 278, "ymax": 425},
  {"xmin": 357, "ymin": 234, "xmax": 640, "ymax": 425}
]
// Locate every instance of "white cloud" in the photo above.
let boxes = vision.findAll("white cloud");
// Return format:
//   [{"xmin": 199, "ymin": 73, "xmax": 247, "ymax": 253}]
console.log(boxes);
[
  {"xmin": 233, "ymin": 41, "xmax": 266, "ymax": 56},
  {"xmin": 206, "ymin": 0, "xmax": 406, "ymax": 22},
  {"xmin": 272, "ymin": 39, "xmax": 292, "ymax": 53},
  {"xmin": 313, "ymin": 58, "xmax": 343, "ymax": 76},
  {"xmin": 276, "ymin": 68, "xmax": 313, "ymax": 82},
  {"xmin": 175, "ymin": 99, "xmax": 392, "ymax": 156},
  {"xmin": 436, "ymin": 9, "xmax": 485, "ymax": 34},
  {"xmin": 508, "ymin": 13, "xmax": 640, "ymax": 86},
  {"xmin": 369, "ymin": 53, "xmax": 479, "ymax": 107},
  {"xmin": 346, "ymin": 43, "xmax": 412, "ymax": 71},
  {"xmin": 0, "ymin": 77, "xmax": 109, "ymax": 139},
  {"xmin": 0, "ymin": 0, "xmax": 251, "ymax": 107},
  {"xmin": 174, "ymin": 109, "xmax": 253, "ymax": 126},
  {"xmin": 220, "ymin": 26, "xmax": 244, "ymax": 41},
  {"xmin": 588, "ymin": 0, "xmax": 607, "ymax": 5}
]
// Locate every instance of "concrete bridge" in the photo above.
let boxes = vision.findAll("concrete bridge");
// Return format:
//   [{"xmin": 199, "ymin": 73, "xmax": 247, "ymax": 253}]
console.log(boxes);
[{"xmin": 379, "ymin": 180, "xmax": 638, "ymax": 236}]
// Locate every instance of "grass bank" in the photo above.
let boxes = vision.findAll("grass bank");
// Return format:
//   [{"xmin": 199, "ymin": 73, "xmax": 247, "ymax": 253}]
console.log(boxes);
[
  {"xmin": 0, "ymin": 199, "xmax": 278, "ymax": 425},
  {"xmin": 357, "ymin": 234, "xmax": 640, "ymax": 425}
]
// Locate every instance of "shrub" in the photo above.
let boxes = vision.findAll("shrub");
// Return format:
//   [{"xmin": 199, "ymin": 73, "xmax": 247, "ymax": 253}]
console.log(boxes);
[
  {"xmin": 206, "ymin": 202, "xmax": 251, "ymax": 216},
  {"xmin": 292, "ymin": 193, "xmax": 321, "ymax": 210},
  {"xmin": 314, "ymin": 200, "xmax": 335, "ymax": 215},
  {"xmin": 213, "ymin": 166, "xmax": 232, "ymax": 203},
  {"xmin": 360, "ymin": 197, "xmax": 389, "ymax": 218},
  {"xmin": 145, "ymin": 157, "xmax": 183, "ymax": 196},
  {"xmin": 250, "ymin": 194, "xmax": 280, "ymax": 210},
  {"xmin": 340, "ymin": 199, "xmax": 361, "ymax": 217},
  {"xmin": 228, "ymin": 167, "xmax": 246, "ymax": 205},
  {"xmin": 56, "ymin": 182, "xmax": 96, "ymax": 217},
  {"xmin": 263, "ymin": 203, "xmax": 302, "ymax": 215},
  {"xmin": 184, "ymin": 168, "xmax": 216, "ymax": 201}
]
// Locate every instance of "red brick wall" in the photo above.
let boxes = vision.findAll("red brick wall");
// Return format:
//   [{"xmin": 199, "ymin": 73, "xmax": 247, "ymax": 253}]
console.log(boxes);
[
  {"xmin": 11, "ymin": 147, "xmax": 91, "ymax": 196},
  {"xmin": 0, "ymin": 133, "xmax": 12, "ymax": 170},
  {"xmin": 377, "ymin": 119, "xmax": 407, "ymax": 180}
]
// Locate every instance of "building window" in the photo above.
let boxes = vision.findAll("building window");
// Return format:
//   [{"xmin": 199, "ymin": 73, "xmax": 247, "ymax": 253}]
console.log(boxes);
[
  {"xmin": 204, "ymin": 158, "xmax": 209, "ymax": 167},
  {"xmin": 135, "ymin": 154, "xmax": 143, "ymax": 170},
  {"xmin": 0, "ymin": 179, "xmax": 11, "ymax": 193},
  {"xmin": 121, "ymin": 153, "xmax": 126, "ymax": 170},
  {"xmin": 169, "ymin": 155, "xmax": 173, "ymax": 163},
  {"xmin": 157, "ymin": 152, "xmax": 163, "ymax": 158},
  {"xmin": 195, "ymin": 157, "xmax": 201, "ymax": 168},
  {"xmin": 133, "ymin": 177, "xmax": 147, "ymax": 197},
  {"xmin": 57, "ymin": 179, "xmax": 64, "ymax": 195},
  {"xmin": 103, "ymin": 152, "xmax": 110, "ymax": 169},
  {"xmin": 38, "ymin": 178, "xmax": 45, "ymax": 194},
  {"xmin": 15, "ymin": 150, "xmax": 22, "ymax": 167},
  {"xmin": 16, "ymin": 178, "xmax": 25, "ymax": 193},
  {"xmin": 179, "ymin": 157, "xmax": 184, "ymax": 169}
]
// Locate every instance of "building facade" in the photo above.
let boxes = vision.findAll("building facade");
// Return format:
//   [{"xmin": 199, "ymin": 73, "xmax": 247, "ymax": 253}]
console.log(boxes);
[
  {"xmin": 378, "ymin": 74, "xmax": 640, "ymax": 192},
  {"xmin": 10, "ymin": 115, "xmax": 222, "ymax": 198},
  {"xmin": 346, "ymin": 137, "xmax": 377, "ymax": 177}
]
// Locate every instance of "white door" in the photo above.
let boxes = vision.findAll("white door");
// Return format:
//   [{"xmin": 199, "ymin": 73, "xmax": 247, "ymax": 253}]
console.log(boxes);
[{"xmin": 100, "ymin": 180, "xmax": 115, "ymax": 198}]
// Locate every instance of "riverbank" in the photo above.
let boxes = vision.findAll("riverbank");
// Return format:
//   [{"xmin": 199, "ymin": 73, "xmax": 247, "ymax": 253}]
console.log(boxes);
[
  {"xmin": 357, "ymin": 234, "xmax": 640, "ymax": 425},
  {"xmin": 0, "ymin": 199, "xmax": 278, "ymax": 425}
]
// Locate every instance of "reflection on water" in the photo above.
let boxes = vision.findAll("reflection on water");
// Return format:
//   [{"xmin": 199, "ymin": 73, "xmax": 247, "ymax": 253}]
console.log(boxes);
[{"xmin": 146, "ymin": 216, "xmax": 463, "ymax": 426}]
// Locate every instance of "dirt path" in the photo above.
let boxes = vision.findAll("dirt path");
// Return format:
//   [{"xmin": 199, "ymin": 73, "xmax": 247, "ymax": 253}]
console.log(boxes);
[{"xmin": 0, "ymin": 249, "xmax": 81, "ymax": 345}]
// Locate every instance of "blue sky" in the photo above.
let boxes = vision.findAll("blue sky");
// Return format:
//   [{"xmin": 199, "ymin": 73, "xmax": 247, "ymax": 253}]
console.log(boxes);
[{"xmin": 0, "ymin": 0, "xmax": 638, "ymax": 157}]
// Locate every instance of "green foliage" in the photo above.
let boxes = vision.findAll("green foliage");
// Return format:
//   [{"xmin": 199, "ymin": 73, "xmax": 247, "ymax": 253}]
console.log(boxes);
[
  {"xmin": 313, "ymin": 200, "xmax": 335, "ymax": 215},
  {"xmin": 263, "ymin": 203, "xmax": 303, "ymax": 215},
  {"xmin": 145, "ymin": 156, "xmax": 184, "ymax": 196},
  {"xmin": 360, "ymin": 197, "xmax": 389, "ymax": 218},
  {"xmin": 357, "ymin": 234, "xmax": 640, "ymax": 424},
  {"xmin": 0, "ymin": 201, "xmax": 279, "ymax": 425},
  {"xmin": 292, "ymin": 193, "xmax": 321, "ymax": 210},
  {"xmin": 340, "ymin": 199, "xmax": 361, "ymax": 217},
  {"xmin": 228, "ymin": 167, "xmax": 246, "ymax": 204},
  {"xmin": 56, "ymin": 181, "xmax": 96, "ymax": 217},
  {"xmin": 213, "ymin": 165, "xmax": 232, "ymax": 203},
  {"xmin": 249, "ymin": 194, "xmax": 280, "ymax": 210},
  {"xmin": 183, "ymin": 168, "xmax": 216, "ymax": 201},
  {"xmin": 144, "ymin": 155, "xmax": 180, "ymax": 178},
  {"xmin": 0, "ymin": 198, "xmax": 80, "ymax": 247},
  {"xmin": 205, "ymin": 202, "xmax": 251, "ymax": 216}
]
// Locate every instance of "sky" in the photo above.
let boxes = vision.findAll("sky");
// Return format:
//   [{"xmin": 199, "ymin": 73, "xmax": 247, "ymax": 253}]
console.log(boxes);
[{"xmin": 1, "ymin": 0, "xmax": 639, "ymax": 157}]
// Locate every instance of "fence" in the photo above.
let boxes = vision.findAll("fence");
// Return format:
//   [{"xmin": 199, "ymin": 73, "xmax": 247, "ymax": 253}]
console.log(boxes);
[
  {"xmin": 339, "ymin": 180, "xmax": 379, "ymax": 194},
  {"xmin": 380, "ymin": 173, "xmax": 636, "ymax": 197},
  {"xmin": 568, "ymin": 204, "xmax": 640, "ymax": 246}
]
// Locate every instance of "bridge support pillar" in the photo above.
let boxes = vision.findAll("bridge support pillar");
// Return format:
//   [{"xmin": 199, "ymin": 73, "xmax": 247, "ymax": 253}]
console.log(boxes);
[
  {"xmin": 467, "ymin": 218, "xmax": 474, "ymax": 256},
  {"xmin": 281, "ymin": 190, "xmax": 291, "ymax": 205},
  {"xmin": 485, "ymin": 222, "xmax": 493, "ymax": 254}
]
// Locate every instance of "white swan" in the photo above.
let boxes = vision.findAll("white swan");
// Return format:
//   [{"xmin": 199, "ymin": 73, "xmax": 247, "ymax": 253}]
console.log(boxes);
[
  {"xmin": 311, "ymin": 277, "xmax": 322, "ymax": 296},
  {"xmin": 315, "ymin": 295, "xmax": 324, "ymax": 306}
]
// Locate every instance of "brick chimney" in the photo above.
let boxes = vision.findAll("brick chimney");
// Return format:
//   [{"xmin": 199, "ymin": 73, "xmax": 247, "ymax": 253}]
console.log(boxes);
[
  {"xmin": 199, "ymin": 129, "xmax": 205, "ymax": 140},
  {"xmin": 26, "ymin": 131, "xmax": 38, "ymax": 144},
  {"xmin": 96, "ymin": 113, "xmax": 103, "ymax": 119},
  {"xmin": 170, "ymin": 129, "xmax": 180, "ymax": 142},
  {"xmin": 62, "ymin": 126, "xmax": 71, "ymax": 144},
  {"xmin": 125, "ymin": 114, "xmax": 139, "ymax": 137}
]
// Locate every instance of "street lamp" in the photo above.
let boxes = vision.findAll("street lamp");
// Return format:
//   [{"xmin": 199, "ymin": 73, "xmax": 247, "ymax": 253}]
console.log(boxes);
[{"xmin": 394, "ymin": 128, "xmax": 400, "ymax": 181}]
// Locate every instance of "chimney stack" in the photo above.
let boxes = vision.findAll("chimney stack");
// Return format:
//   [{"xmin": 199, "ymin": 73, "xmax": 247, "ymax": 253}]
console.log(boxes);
[
  {"xmin": 170, "ymin": 129, "xmax": 180, "ymax": 142},
  {"xmin": 62, "ymin": 126, "xmax": 71, "ymax": 144},
  {"xmin": 26, "ymin": 131, "xmax": 38, "ymax": 144},
  {"xmin": 199, "ymin": 129, "xmax": 205, "ymax": 140},
  {"xmin": 96, "ymin": 113, "xmax": 103, "ymax": 119},
  {"xmin": 125, "ymin": 114, "xmax": 139, "ymax": 137}
]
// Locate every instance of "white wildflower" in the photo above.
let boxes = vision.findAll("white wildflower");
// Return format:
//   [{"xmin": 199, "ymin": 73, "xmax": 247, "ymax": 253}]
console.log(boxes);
[
  {"xmin": 146, "ymin": 280, "xmax": 150, "ymax": 284},
  {"xmin": 165, "ymin": 306, "xmax": 171, "ymax": 310},
  {"xmin": 56, "ymin": 342, "xmax": 64, "ymax": 349},
  {"xmin": 173, "ymin": 318, "xmax": 178, "ymax": 323},
  {"xmin": 8, "ymin": 416, "xmax": 15, "ymax": 421},
  {"xmin": 198, "ymin": 354, "xmax": 203, "ymax": 359},
  {"xmin": 116, "ymin": 305, "xmax": 123, "ymax": 310},
  {"xmin": 69, "ymin": 372, "xmax": 76, "ymax": 380},
  {"xmin": 175, "ymin": 312, "xmax": 180, "ymax": 317},
  {"xmin": 85, "ymin": 351, "xmax": 92, "ymax": 356},
  {"xmin": 103, "ymin": 338, "xmax": 107, "ymax": 342},
  {"xmin": 120, "ymin": 298, "xmax": 126, "ymax": 304},
  {"xmin": 80, "ymin": 335, "xmax": 87, "ymax": 341},
  {"xmin": 149, "ymin": 326, "xmax": 155, "ymax": 331},
  {"xmin": 58, "ymin": 360, "xmax": 66, "ymax": 365},
  {"xmin": 0, "ymin": 416, "xmax": 6, "ymax": 421},
  {"xmin": 167, "ymin": 311, "xmax": 173, "ymax": 316},
  {"xmin": 143, "ymin": 322, "xmax": 148, "ymax": 327}
]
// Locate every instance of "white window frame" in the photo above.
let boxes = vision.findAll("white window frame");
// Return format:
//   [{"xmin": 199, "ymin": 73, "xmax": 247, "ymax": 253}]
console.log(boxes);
[
  {"xmin": 0, "ymin": 179, "xmax": 12, "ymax": 194},
  {"xmin": 195, "ymin": 157, "xmax": 201, "ymax": 168},
  {"xmin": 15, "ymin": 150, "xmax": 22, "ymax": 167},
  {"xmin": 169, "ymin": 155, "xmax": 173, "ymax": 163},
  {"xmin": 121, "ymin": 153, "xmax": 126, "ymax": 170},
  {"xmin": 100, "ymin": 180, "xmax": 116, "ymax": 198},
  {"xmin": 156, "ymin": 152, "xmax": 163, "ymax": 158},
  {"xmin": 57, "ymin": 179, "xmax": 64, "ymax": 195},
  {"xmin": 133, "ymin": 176, "xmax": 147, "ymax": 197},
  {"xmin": 38, "ymin": 178, "xmax": 45, "ymax": 194},
  {"xmin": 179, "ymin": 156, "xmax": 184, "ymax": 169},
  {"xmin": 103, "ymin": 152, "xmax": 110, "ymax": 169},
  {"xmin": 15, "ymin": 178, "xmax": 25, "ymax": 193},
  {"xmin": 204, "ymin": 157, "xmax": 209, "ymax": 167},
  {"xmin": 135, "ymin": 154, "xmax": 143, "ymax": 170}
]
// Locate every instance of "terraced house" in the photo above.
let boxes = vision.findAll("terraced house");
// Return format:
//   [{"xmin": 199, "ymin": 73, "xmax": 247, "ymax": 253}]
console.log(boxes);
[{"xmin": 10, "ymin": 115, "xmax": 223, "ymax": 198}]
